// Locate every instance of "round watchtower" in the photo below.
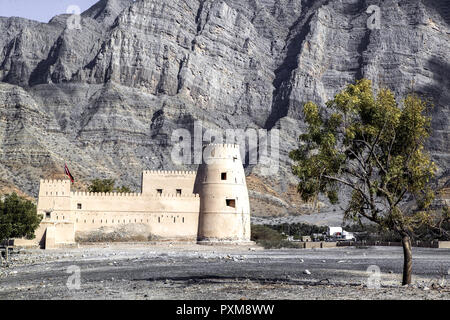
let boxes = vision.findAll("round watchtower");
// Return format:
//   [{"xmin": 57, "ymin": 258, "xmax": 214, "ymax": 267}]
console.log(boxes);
[{"xmin": 194, "ymin": 144, "xmax": 251, "ymax": 244}]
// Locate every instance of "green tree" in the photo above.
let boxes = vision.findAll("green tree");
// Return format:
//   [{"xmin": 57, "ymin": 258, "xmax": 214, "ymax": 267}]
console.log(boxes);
[
  {"xmin": 88, "ymin": 179, "xmax": 132, "ymax": 193},
  {"xmin": 251, "ymin": 225, "xmax": 284, "ymax": 243},
  {"xmin": 115, "ymin": 186, "xmax": 131, "ymax": 193},
  {"xmin": 88, "ymin": 179, "xmax": 116, "ymax": 193},
  {"xmin": 0, "ymin": 193, "xmax": 42, "ymax": 245},
  {"xmin": 289, "ymin": 79, "xmax": 446, "ymax": 285}
]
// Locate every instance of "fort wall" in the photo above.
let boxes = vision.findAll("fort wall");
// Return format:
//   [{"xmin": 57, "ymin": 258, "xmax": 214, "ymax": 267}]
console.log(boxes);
[
  {"xmin": 142, "ymin": 170, "xmax": 196, "ymax": 195},
  {"xmin": 37, "ymin": 179, "xmax": 71, "ymax": 214},
  {"xmin": 68, "ymin": 193, "xmax": 200, "ymax": 239},
  {"xmin": 37, "ymin": 188, "xmax": 200, "ymax": 241},
  {"xmin": 34, "ymin": 144, "xmax": 251, "ymax": 248}
]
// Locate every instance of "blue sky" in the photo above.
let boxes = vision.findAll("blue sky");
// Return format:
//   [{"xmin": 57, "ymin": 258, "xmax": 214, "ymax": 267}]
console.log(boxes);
[{"xmin": 0, "ymin": 0, "xmax": 99, "ymax": 23}]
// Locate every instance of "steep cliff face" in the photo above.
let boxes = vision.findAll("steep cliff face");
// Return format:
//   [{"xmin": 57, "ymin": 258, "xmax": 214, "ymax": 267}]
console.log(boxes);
[{"xmin": 0, "ymin": 0, "xmax": 449, "ymax": 217}]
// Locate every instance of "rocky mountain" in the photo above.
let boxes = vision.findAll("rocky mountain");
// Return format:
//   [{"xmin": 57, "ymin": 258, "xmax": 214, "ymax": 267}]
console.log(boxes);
[{"xmin": 0, "ymin": 0, "xmax": 449, "ymax": 218}]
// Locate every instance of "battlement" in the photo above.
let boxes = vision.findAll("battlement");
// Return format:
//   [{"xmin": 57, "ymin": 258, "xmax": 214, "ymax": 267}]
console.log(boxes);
[
  {"xmin": 40, "ymin": 179, "xmax": 71, "ymax": 185},
  {"xmin": 203, "ymin": 143, "xmax": 242, "ymax": 160},
  {"xmin": 143, "ymin": 170, "xmax": 197, "ymax": 176},
  {"xmin": 70, "ymin": 192, "xmax": 199, "ymax": 198},
  {"xmin": 71, "ymin": 192, "xmax": 142, "ymax": 197},
  {"xmin": 152, "ymin": 193, "xmax": 200, "ymax": 198},
  {"xmin": 206, "ymin": 143, "xmax": 240, "ymax": 149},
  {"xmin": 141, "ymin": 169, "xmax": 197, "ymax": 195},
  {"xmin": 39, "ymin": 179, "xmax": 71, "ymax": 196}
]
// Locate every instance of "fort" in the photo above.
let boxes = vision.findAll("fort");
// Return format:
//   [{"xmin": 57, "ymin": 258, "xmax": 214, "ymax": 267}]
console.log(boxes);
[{"xmin": 20, "ymin": 144, "xmax": 251, "ymax": 249}]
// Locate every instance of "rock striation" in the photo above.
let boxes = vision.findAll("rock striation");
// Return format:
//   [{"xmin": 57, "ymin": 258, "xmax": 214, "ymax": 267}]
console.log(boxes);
[{"xmin": 0, "ymin": 0, "xmax": 449, "ymax": 217}]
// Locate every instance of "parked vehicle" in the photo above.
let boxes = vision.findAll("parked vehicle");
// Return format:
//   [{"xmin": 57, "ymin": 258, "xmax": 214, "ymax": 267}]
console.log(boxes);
[
  {"xmin": 342, "ymin": 230, "xmax": 356, "ymax": 241},
  {"xmin": 326, "ymin": 226, "xmax": 356, "ymax": 241}
]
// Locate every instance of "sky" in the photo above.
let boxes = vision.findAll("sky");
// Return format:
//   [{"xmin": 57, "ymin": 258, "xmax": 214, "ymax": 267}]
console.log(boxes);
[{"xmin": 0, "ymin": 0, "xmax": 99, "ymax": 23}]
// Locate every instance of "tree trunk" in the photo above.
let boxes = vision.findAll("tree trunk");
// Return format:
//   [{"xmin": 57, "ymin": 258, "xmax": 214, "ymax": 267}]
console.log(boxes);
[
  {"xmin": 4, "ymin": 238, "xmax": 10, "ymax": 263},
  {"xmin": 401, "ymin": 234, "xmax": 412, "ymax": 285}
]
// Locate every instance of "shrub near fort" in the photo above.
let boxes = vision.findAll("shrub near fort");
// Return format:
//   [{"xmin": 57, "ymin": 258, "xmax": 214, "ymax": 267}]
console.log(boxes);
[
  {"xmin": 251, "ymin": 225, "xmax": 300, "ymax": 249},
  {"xmin": 88, "ymin": 179, "xmax": 131, "ymax": 193},
  {"xmin": 88, "ymin": 179, "xmax": 115, "ymax": 193},
  {"xmin": 0, "ymin": 193, "xmax": 42, "ymax": 248},
  {"xmin": 268, "ymin": 223, "xmax": 327, "ymax": 239},
  {"xmin": 251, "ymin": 225, "xmax": 285, "ymax": 243},
  {"xmin": 290, "ymin": 79, "xmax": 449, "ymax": 285}
]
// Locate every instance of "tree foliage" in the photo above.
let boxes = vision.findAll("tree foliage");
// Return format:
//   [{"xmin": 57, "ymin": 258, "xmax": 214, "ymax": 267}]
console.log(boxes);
[
  {"xmin": 289, "ymin": 79, "xmax": 444, "ymax": 238},
  {"xmin": 88, "ymin": 179, "xmax": 131, "ymax": 193},
  {"xmin": 251, "ymin": 225, "xmax": 284, "ymax": 242},
  {"xmin": 250, "ymin": 225, "xmax": 300, "ymax": 249},
  {"xmin": 0, "ymin": 193, "xmax": 42, "ymax": 242},
  {"xmin": 88, "ymin": 179, "xmax": 116, "ymax": 193},
  {"xmin": 289, "ymin": 79, "xmax": 448, "ymax": 284},
  {"xmin": 266, "ymin": 223, "xmax": 327, "ymax": 238},
  {"xmin": 115, "ymin": 185, "xmax": 131, "ymax": 193}
]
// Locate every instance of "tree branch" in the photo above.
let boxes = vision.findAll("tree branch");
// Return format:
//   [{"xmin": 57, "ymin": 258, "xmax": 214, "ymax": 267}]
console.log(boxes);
[
  {"xmin": 323, "ymin": 174, "xmax": 371, "ymax": 206},
  {"xmin": 355, "ymin": 138, "xmax": 388, "ymax": 175}
]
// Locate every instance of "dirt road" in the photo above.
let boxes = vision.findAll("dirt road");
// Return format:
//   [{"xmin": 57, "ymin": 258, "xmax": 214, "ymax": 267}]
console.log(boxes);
[{"xmin": 0, "ymin": 243, "xmax": 449, "ymax": 300}]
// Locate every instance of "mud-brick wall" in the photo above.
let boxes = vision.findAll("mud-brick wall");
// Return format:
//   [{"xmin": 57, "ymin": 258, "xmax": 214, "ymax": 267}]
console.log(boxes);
[
  {"xmin": 67, "ymin": 192, "xmax": 200, "ymax": 239},
  {"xmin": 141, "ymin": 170, "xmax": 197, "ymax": 195}
]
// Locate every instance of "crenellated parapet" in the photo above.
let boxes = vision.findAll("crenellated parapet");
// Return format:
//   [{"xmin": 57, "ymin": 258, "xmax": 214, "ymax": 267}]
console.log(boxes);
[
  {"xmin": 141, "ymin": 169, "xmax": 197, "ymax": 195},
  {"xmin": 70, "ymin": 192, "xmax": 199, "ymax": 198},
  {"xmin": 207, "ymin": 143, "xmax": 240, "ymax": 149},
  {"xmin": 203, "ymin": 143, "xmax": 242, "ymax": 160},
  {"xmin": 143, "ymin": 170, "xmax": 197, "ymax": 176},
  {"xmin": 39, "ymin": 179, "xmax": 71, "ymax": 196},
  {"xmin": 71, "ymin": 191, "xmax": 142, "ymax": 197},
  {"xmin": 153, "ymin": 193, "xmax": 199, "ymax": 198},
  {"xmin": 40, "ymin": 179, "xmax": 71, "ymax": 184}
]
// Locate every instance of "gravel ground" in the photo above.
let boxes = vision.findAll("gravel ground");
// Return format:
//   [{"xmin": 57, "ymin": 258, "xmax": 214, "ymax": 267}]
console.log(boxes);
[{"xmin": 0, "ymin": 243, "xmax": 449, "ymax": 300}]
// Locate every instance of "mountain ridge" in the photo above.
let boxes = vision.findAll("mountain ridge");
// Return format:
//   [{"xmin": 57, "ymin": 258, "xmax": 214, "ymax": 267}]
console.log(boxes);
[{"xmin": 0, "ymin": 0, "xmax": 448, "ymax": 218}]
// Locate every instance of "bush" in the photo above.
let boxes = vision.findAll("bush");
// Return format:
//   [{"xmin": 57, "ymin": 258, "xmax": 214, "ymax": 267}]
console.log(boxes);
[
  {"xmin": 251, "ymin": 225, "xmax": 284, "ymax": 242},
  {"xmin": 0, "ymin": 193, "xmax": 41, "ymax": 242},
  {"xmin": 88, "ymin": 179, "xmax": 115, "ymax": 193},
  {"xmin": 115, "ymin": 186, "xmax": 131, "ymax": 193},
  {"xmin": 268, "ymin": 223, "xmax": 327, "ymax": 237},
  {"xmin": 88, "ymin": 179, "xmax": 132, "ymax": 193},
  {"xmin": 251, "ymin": 225, "xmax": 304, "ymax": 249}
]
